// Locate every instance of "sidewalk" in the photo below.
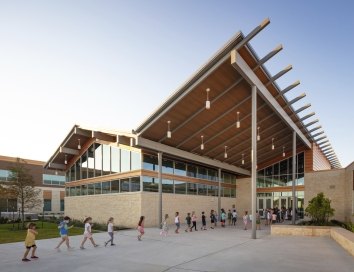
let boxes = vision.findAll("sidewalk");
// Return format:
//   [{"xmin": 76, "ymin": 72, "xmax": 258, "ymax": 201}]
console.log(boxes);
[{"xmin": 0, "ymin": 224, "xmax": 353, "ymax": 272}]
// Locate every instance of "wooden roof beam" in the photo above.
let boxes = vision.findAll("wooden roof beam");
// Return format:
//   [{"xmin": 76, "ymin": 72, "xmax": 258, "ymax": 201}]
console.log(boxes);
[
  {"xmin": 308, "ymin": 126, "xmax": 322, "ymax": 133},
  {"xmin": 304, "ymin": 119, "xmax": 319, "ymax": 127},
  {"xmin": 281, "ymin": 80, "xmax": 300, "ymax": 95},
  {"xmin": 294, "ymin": 104, "xmax": 311, "ymax": 114}
]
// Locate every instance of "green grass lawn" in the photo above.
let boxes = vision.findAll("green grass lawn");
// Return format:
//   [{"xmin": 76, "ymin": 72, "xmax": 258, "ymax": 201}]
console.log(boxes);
[{"xmin": 0, "ymin": 222, "xmax": 91, "ymax": 244}]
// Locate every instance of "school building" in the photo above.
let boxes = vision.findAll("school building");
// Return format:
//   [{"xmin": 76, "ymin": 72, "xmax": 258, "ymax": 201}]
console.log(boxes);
[
  {"xmin": 44, "ymin": 19, "xmax": 353, "ymax": 229},
  {"xmin": 0, "ymin": 155, "xmax": 66, "ymax": 216}
]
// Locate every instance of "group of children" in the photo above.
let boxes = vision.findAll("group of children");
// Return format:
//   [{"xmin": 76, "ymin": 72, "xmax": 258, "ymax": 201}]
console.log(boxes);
[
  {"xmin": 22, "ymin": 208, "xmax": 255, "ymax": 261},
  {"xmin": 159, "ymin": 208, "xmax": 242, "ymax": 237},
  {"xmin": 22, "ymin": 216, "xmax": 116, "ymax": 262}
]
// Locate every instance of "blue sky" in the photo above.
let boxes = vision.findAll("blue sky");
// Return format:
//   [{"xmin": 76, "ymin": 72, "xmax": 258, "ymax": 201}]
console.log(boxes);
[{"xmin": 0, "ymin": 0, "xmax": 353, "ymax": 167}]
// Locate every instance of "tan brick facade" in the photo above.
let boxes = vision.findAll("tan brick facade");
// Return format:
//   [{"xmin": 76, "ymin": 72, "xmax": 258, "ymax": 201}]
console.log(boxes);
[
  {"xmin": 64, "ymin": 192, "xmax": 236, "ymax": 228},
  {"xmin": 300, "ymin": 162, "xmax": 354, "ymax": 222}
]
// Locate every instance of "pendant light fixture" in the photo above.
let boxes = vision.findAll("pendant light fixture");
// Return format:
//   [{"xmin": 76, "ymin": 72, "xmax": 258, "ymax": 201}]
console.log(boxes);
[
  {"xmin": 201, "ymin": 135, "xmax": 204, "ymax": 150},
  {"xmin": 205, "ymin": 88, "xmax": 210, "ymax": 110},
  {"xmin": 236, "ymin": 111, "xmax": 240, "ymax": 128},
  {"xmin": 241, "ymin": 153, "xmax": 245, "ymax": 165},
  {"xmin": 167, "ymin": 120, "xmax": 171, "ymax": 138},
  {"xmin": 78, "ymin": 139, "xmax": 81, "ymax": 150},
  {"xmin": 271, "ymin": 138, "xmax": 275, "ymax": 150},
  {"xmin": 257, "ymin": 127, "xmax": 260, "ymax": 141},
  {"xmin": 282, "ymin": 147, "xmax": 285, "ymax": 157},
  {"xmin": 224, "ymin": 146, "xmax": 228, "ymax": 159},
  {"xmin": 64, "ymin": 154, "xmax": 68, "ymax": 165}
]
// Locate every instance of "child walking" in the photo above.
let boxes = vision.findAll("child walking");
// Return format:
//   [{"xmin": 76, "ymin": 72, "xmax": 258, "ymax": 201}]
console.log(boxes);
[
  {"xmin": 104, "ymin": 217, "xmax": 116, "ymax": 247},
  {"xmin": 190, "ymin": 211, "xmax": 197, "ymax": 231},
  {"xmin": 137, "ymin": 216, "xmax": 145, "ymax": 241},
  {"xmin": 185, "ymin": 213, "xmax": 191, "ymax": 232},
  {"xmin": 174, "ymin": 212, "xmax": 180, "ymax": 234},
  {"xmin": 22, "ymin": 223, "xmax": 38, "ymax": 262},
  {"xmin": 243, "ymin": 211, "xmax": 249, "ymax": 230},
  {"xmin": 160, "ymin": 214, "xmax": 169, "ymax": 237},
  {"xmin": 210, "ymin": 210, "xmax": 215, "ymax": 229},
  {"xmin": 80, "ymin": 217, "xmax": 99, "ymax": 249},
  {"xmin": 55, "ymin": 216, "xmax": 74, "ymax": 251},
  {"xmin": 201, "ymin": 212, "xmax": 207, "ymax": 230}
]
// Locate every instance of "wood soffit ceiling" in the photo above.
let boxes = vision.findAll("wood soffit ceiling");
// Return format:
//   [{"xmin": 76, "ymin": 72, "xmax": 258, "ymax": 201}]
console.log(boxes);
[{"xmin": 138, "ymin": 47, "xmax": 312, "ymax": 171}]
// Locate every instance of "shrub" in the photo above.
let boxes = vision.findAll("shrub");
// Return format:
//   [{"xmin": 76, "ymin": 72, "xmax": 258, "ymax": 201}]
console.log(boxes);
[
  {"xmin": 0, "ymin": 217, "xmax": 9, "ymax": 224},
  {"xmin": 305, "ymin": 192, "xmax": 334, "ymax": 225}
]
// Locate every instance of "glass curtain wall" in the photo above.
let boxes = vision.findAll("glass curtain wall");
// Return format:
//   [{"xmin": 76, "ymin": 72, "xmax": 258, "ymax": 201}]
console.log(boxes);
[
  {"xmin": 257, "ymin": 152, "xmax": 304, "ymax": 188},
  {"xmin": 66, "ymin": 144, "xmax": 141, "ymax": 182}
]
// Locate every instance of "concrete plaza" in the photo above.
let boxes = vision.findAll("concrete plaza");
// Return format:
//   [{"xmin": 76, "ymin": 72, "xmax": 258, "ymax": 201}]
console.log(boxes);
[{"xmin": 0, "ymin": 224, "xmax": 353, "ymax": 272}]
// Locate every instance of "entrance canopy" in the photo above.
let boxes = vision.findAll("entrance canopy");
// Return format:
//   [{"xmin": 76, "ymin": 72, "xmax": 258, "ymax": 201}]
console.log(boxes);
[{"xmin": 135, "ymin": 19, "xmax": 340, "ymax": 171}]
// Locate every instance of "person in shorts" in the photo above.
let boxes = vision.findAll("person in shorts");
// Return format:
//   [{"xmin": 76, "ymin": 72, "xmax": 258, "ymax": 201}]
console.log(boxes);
[
  {"xmin": 80, "ymin": 217, "xmax": 99, "ymax": 249},
  {"xmin": 22, "ymin": 222, "xmax": 38, "ymax": 262},
  {"xmin": 55, "ymin": 216, "xmax": 74, "ymax": 251},
  {"xmin": 174, "ymin": 212, "xmax": 180, "ymax": 233}
]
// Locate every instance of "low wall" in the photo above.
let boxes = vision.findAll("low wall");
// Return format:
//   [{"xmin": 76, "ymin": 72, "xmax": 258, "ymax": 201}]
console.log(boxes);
[{"xmin": 271, "ymin": 225, "xmax": 354, "ymax": 257}]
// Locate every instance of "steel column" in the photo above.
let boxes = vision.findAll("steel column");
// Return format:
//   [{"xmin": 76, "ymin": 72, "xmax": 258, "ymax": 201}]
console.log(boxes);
[
  {"xmin": 218, "ymin": 168, "xmax": 222, "ymax": 219},
  {"xmin": 292, "ymin": 131, "xmax": 297, "ymax": 225},
  {"xmin": 158, "ymin": 152, "xmax": 163, "ymax": 227},
  {"xmin": 251, "ymin": 85, "xmax": 257, "ymax": 239}
]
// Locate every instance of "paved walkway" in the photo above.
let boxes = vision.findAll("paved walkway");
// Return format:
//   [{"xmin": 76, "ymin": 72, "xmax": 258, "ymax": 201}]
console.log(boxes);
[{"xmin": 0, "ymin": 224, "xmax": 353, "ymax": 272}]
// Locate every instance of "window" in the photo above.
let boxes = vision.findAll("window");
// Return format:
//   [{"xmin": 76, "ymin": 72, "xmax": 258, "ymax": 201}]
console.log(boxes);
[
  {"xmin": 198, "ymin": 184, "xmax": 207, "ymax": 196},
  {"xmin": 208, "ymin": 169, "xmax": 218, "ymax": 181},
  {"xmin": 230, "ymin": 188, "xmax": 236, "ymax": 198},
  {"xmin": 88, "ymin": 183, "xmax": 94, "ymax": 195},
  {"xmin": 102, "ymin": 181, "xmax": 110, "ymax": 194},
  {"xmin": 174, "ymin": 161, "xmax": 186, "ymax": 176},
  {"xmin": 111, "ymin": 180, "xmax": 119, "ymax": 193},
  {"xmin": 224, "ymin": 188, "xmax": 231, "ymax": 198},
  {"xmin": 65, "ymin": 187, "xmax": 69, "ymax": 197},
  {"xmin": 121, "ymin": 149, "xmax": 130, "ymax": 172},
  {"xmin": 207, "ymin": 185, "xmax": 218, "ymax": 196},
  {"xmin": 120, "ymin": 178, "xmax": 130, "ymax": 192},
  {"xmin": 102, "ymin": 145, "xmax": 111, "ymax": 175},
  {"xmin": 70, "ymin": 166, "xmax": 75, "ymax": 182},
  {"xmin": 0, "ymin": 169, "xmax": 11, "ymax": 181},
  {"xmin": 81, "ymin": 184, "xmax": 87, "ymax": 195},
  {"xmin": 131, "ymin": 152, "xmax": 141, "ymax": 171},
  {"xmin": 94, "ymin": 144, "xmax": 102, "ymax": 177},
  {"xmin": 130, "ymin": 177, "xmax": 141, "ymax": 192},
  {"xmin": 43, "ymin": 199, "xmax": 52, "ymax": 211},
  {"xmin": 174, "ymin": 180, "xmax": 186, "ymax": 194},
  {"xmin": 197, "ymin": 167, "xmax": 207, "ymax": 180},
  {"xmin": 142, "ymin": 176, "xmax": 158, "ymax": 192},
  {"xmin": 42, "ymin": 174, "xmax": 65, "ymax": 186},
  {"xmin": 69, "ymin": 187, "xmax": 76, "ymax": 196},
  {"xmin": 297, "ymin": 153, "xmax": 304, "ymax": 173},
  {"xmin": 187, "ymin": 165, "xmax": 197, "ymax": 178},
  {"xmin": 280, "ymin": 160, "xmax": 287, "ymax": 175},
  {"xmin": 60, "ymin": 199, "xmax": 64, "ymax": 212},
  {"xmin": 162, "ymin": 179, "xmax": 173, "ymax": 193},
  {"xmin": 142, "ymin": 154, "xmax": 158, "ymax": 171},
  {"xmin": 94, "ymin": 182, "xmax": 102, "ymax": 194},
  {"xmin": 162, "ymin": 159, "xmax": 174, "ymax": 174},
  {"xmin": 111, "ymin": 147, "xmax": 120, "ymax": 173},
  {"xmin": 88, "ymin": 145, "xmax": 95, "ymax": 178},
  {"xmin": 75, "ymin": 160, "xmax": 81, "ymax": 180},
  {"xmin": 187, "ymin": 183, "xmax": 197, "ymax": 195},
  {"xmin": 81, "ymin": 151, "xmax": 88, "ymax": 179}
]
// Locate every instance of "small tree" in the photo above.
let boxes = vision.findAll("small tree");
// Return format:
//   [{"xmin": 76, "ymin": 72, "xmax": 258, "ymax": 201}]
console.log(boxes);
[
  {"xmin": 8, "ymin": 158, "xmax": 41, "ymax": 228},
  {"xmin": 305, "ymin": 192, "xmax": 334, "ymax": 225}
]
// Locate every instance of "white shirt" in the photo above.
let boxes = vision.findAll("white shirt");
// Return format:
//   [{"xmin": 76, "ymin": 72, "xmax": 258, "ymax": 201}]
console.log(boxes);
[
  {"xmin": 84, "ymin": 222, "xmax": 91, "ymax": 234},
  {"xmin": 232, "ymin": 211, "xmax": 237, "ymax": 218},
  {"xmin": 174, "ymin": 216, "xmax": 179, "ymax": 223},
  {"xmin": 107, "ymin": 222, "xmax": 113, "ymax": 233}
]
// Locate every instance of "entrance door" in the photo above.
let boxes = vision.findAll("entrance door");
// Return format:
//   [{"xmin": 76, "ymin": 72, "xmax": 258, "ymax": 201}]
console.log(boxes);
[
  {"xmin": 257, "ymin": 197, "xmax": 272, "ymax": 218},
  {"xmin": 280, "ymin": 197, "xmax": 288, "ymax": 209}
]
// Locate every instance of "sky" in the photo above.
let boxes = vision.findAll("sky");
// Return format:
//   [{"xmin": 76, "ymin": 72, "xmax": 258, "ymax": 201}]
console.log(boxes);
[{"xmin": 0, "ymin": 0, "xmax": 353, "ymax": 167}]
